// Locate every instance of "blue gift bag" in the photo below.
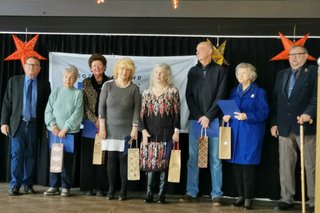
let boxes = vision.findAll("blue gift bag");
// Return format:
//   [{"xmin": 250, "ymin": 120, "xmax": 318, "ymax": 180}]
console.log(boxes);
[
  {"xmin": 49, "ymin": 131, "xmax": 74, "ymax": 153},
  {"xmin": 82, "ymin": 119, "xmax": 98, "ymax": 139}
]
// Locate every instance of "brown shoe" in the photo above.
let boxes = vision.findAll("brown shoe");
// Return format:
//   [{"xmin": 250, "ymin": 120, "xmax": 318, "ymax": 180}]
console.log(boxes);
[
  {"xmin": 179, "ymin": 194, "xmax": 197, "ymax": 203},
  {"xmin": 212, "ymin": 197, "xmax": 222, "ymax": 207}
]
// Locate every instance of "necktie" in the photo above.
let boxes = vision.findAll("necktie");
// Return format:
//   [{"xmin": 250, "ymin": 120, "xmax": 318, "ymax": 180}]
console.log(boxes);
[
  {"xmin": 288, "ymin": 71, "xmax": 296, "ymax": 97},
  {"xmin": 25, "ymin": 80, "xmax": 33, "ymax": 121}
]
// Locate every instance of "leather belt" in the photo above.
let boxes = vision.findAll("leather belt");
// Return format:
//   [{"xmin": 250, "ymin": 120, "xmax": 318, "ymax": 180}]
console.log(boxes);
[{"xmin": 22, "ymin": 118, "xmax": 36, "ymax": 122}]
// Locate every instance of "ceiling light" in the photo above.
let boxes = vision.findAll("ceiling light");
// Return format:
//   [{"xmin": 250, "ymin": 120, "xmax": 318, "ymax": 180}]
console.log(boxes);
[
  {"xmin": 96, "ymin": 0, "xmax": 105, "ymax": 4},
  {"xmin": 172, "ymin": 0, "xmax": 180, "ymax": 10}
]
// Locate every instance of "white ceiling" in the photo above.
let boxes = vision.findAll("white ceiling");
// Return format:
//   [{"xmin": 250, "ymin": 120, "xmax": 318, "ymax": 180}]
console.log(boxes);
[{"xmin": 0, "ymin": 0, "xmax": 319, "ymax": 18}]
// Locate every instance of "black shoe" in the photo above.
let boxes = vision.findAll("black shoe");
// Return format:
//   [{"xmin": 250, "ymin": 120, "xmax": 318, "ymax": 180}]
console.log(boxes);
[
  {"xmin": 232, "ymin": 197, "xmax": 245, "ymax": 207},
  {"xmin": 23, "ymin": 186, "xmax": 35, "ymax": 194},
  {"xmin": 156, "ymin": 195, "xmax": 165, "ymax": 204},
  {"xmin": 274, "ymin": 202, "xmax": 294, "ymax": 210},
  {"xmin": 179, "ymin": 194, "xmax": 197, "ymax": 203},
  {"xmin": 144, "ymin": 193, "xmax": 153, "ymax": 203},
  {"xmin": 84, "ymin": 190, "xmax": 95, "ymax": 196},
  {"xmin": 118, "ymin": 195, "xmax": 127, "ymax": 201},
  {"xmin": 309, "ymin": 206, "xmax": 314, "ymax": 213},
  {"xmin": 96, "ymin": 190, "xmax": 105, "ymax": 197},
  {"xmin": 243, "ymin": 199, "xmax": 252, "ymax": 210},
  {"xmin": 8, "ymin": 187, "xmax": 19, "ymax": 196},
  {"xmin": 106, "ymin": 194, "xmax": 115, "ymax": 200}
]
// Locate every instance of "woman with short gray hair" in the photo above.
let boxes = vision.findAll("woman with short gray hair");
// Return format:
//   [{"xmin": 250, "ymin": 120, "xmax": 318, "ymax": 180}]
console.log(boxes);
[
  {"xmin": 223, "ymin": 62, "xmax": 269, "ymax": 210},
  {"xmin": 44, "ymin": 64, "xmax": 83, "ymax": 197}
]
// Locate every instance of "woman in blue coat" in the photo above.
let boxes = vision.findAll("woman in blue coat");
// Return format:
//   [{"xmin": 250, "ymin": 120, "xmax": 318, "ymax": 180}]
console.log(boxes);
[{"xmin": 223, "ymin": 63, "xmax": 269, "ymax": 210}]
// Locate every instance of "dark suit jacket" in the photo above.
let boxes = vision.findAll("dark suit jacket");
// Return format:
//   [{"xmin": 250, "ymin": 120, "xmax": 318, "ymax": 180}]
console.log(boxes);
[
  {"xmin": 270, "ymin": 64, "xmax": 317, "ymax": 136},
  {"xmin": 1, "ymin": 75, "xmax": 51, "ymax": 137}
]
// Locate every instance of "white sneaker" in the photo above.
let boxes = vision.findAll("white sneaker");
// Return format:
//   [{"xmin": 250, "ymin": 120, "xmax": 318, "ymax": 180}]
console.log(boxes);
[
  {"xmin": 44, "ymin": 187, "xmax": 60, "ymax": 196},
  {"xmin": 60, "ymin": 188, "xmax": 70, "ymax": 197}
]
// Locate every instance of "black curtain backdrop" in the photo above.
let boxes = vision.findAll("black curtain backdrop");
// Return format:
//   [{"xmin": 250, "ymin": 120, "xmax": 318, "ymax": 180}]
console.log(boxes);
[{"xmin": 0, "ymin": 33, "xmax": 319, "ymax": 200}]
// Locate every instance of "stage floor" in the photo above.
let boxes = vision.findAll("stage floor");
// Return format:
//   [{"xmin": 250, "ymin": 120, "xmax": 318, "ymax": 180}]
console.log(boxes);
[{"xmin": 0, "ymin": 183, "xmax": 304, "ymax": 213}]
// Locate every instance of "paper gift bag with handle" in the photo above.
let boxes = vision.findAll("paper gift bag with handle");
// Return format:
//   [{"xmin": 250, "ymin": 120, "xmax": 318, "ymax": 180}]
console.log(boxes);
[
  {"xmin": 168, "ymin": 142, "xmax": 181, "ymax": 183},
  {"xmin": 127, "ymin": 139, "xmax": 140, "ymax": 181},
  {"xmin": 198, "ymin": 128, "xmax": 208, "ymax": 168},
  {"xmin": 219, "ymin": 121, "xmax": 231, "ymax": 159},
  {"xmin": 92, "ymin": 133, "xmax": 105, "ymax": 165},
  {"xmin": 50, "ymin": 136, "xmax": 64, "ymax": 173}
]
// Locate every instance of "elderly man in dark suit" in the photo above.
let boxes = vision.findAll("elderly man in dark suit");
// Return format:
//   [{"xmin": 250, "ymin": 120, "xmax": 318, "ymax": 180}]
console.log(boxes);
[
  {"xmin": 270, "ymin": 45, "xmax": 317, "ymax": 213},
  {"xmin": 1, "ymin": 56, "xmax": 51, "ymax": 196}
]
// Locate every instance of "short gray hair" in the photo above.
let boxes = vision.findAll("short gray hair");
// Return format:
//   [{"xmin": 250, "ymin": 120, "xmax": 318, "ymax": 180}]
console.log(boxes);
[
  {"xmin": 149, "ymin": 63, "xmax": 174, "ymax": 88},
  {"xmin": 290, "ymin": 45, "xmax": 308, "ymax": 54},
  {"xmin": 235, "ymin": 62, "xmax": 257, "ymax": 82},
  {"xmin": 64, "ymin": 65, "xmax": 79, "ymax": 79}
]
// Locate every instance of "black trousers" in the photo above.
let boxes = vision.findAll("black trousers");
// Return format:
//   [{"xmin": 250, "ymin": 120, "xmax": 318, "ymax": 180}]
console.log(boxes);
[
  {"xmin": 233, "ymin": 164, "xmax": 256, "ymax": 199},
  {"xmin": 107, "ymin": 151, "xmax": 127, "ymax": 196},
  {"xmin": 79, "ymin": 137, "xmax": 108, "ymax": 192}
]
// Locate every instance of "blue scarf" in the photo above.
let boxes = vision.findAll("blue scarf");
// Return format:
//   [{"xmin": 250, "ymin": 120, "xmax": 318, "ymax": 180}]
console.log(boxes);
[{"xmin": 237, "ymin": 82, "xmax": 254, "ymax": 97}]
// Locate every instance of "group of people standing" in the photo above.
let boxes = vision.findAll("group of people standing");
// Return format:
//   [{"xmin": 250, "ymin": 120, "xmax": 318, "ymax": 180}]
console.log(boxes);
[{"xmin": 0, "ymin": 40, "xmax": 316, "ymax": 213}]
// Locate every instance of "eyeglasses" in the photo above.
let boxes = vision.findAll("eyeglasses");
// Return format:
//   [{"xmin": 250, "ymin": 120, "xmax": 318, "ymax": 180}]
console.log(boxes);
[
  {"xmin": 25, "ymin": 63, "xmax": 40, "ymax": 67},
  {"xmin": 288, "ymin": 52, "xmax": 306, "ymax": 57}
]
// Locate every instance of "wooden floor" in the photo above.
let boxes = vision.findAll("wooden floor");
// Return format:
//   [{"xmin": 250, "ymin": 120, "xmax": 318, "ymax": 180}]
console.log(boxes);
[{"xmin": 0, "ymin": 183, "xmax": 304, "ymax": 213}]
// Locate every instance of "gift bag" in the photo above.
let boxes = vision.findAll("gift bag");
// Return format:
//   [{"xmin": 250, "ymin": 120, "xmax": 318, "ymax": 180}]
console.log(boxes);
[
  {"xmin": 139, "ymin": 142, "xmax": 169, "ymax": 172},
  {"xmin": 168, "ymin": 142, "xmax": 181, "ymax": 183},
  {"xmin": 92, "ymin": 134, "xmax": 105, "ymax": 165},
  {"xmin": 127, "ymin": 139, "xmax": 140, "ymax": 181},
  {"xmin": 198, "ymin": 128, "xmax": 208, "ymax": 168},
  {"xmin": 49, "ymin": 131, "xmax": 74, "ymax": 153},
  {"xmin": 219, "ymin": 121, "xmax": 231, "ymax": 159},
  {"xmin": 50, "ymin": 137, "xmax": 64, "ymax": 173}
]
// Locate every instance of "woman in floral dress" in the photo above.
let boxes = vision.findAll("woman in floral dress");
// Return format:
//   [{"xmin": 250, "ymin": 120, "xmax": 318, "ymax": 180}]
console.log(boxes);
[{"xmin": 140, "ymin": 63, "xmax": 180, "ymax": 204}]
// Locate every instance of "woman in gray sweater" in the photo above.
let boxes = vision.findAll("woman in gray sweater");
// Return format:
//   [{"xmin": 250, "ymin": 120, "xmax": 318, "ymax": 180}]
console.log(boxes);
[{"xmin": 99, "ymin": 57, "xmax": 141, "ymax": 201}]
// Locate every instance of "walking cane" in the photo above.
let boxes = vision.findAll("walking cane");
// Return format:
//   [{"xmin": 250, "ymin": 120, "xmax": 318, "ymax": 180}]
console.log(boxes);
[
  {"xmin": 299, "ymin": 121, "xmax": 306, "ymax": 213},
  {"xmin": 298, "ymin": 116, "xmax": 313, "ymax": 213}
]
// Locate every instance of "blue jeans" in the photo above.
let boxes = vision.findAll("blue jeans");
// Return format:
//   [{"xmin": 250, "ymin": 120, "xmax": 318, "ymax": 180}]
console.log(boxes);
[
  {"xmin": 186, "ymin": 120, "xmax": 223, "ymax": 198},
  {"xmin": 10, "ymin": 121, "xmax": 37, "ymax": 189},
  {"xmin": 49, "ymin": 166, "xmax": 72, "ymax": 189}
]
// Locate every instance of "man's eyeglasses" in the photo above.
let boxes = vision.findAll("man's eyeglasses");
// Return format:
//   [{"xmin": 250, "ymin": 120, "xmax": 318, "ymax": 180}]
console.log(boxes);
[{"xmin": 288, "ymin": 52, "xmax": 306, "ymax": 57}]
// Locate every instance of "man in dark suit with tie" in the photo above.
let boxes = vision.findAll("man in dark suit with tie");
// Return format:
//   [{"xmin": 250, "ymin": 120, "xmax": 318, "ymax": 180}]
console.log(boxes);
[
  {"xmin": 1, "ymin": 56, "xmax": 51, "ymax": 196},
  {"xmin": 270, "ymin": 45, "xmax": 317, "ymax": 213}
]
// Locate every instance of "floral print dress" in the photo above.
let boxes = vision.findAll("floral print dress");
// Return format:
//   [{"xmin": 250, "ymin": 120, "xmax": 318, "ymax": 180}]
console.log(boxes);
[{"xmin": 140, "ymin": 86, "xmax": 181, "ymax": 142}]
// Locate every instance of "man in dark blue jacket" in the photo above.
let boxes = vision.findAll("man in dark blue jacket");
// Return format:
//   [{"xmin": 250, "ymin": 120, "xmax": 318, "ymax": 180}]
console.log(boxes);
[
  {"xmin": 1, "ymin": 56, "xmax": 51, "ymax": 196},
  {"xmin": 271, "ymin": 45, "xmax": 316, "ymax": 213}
]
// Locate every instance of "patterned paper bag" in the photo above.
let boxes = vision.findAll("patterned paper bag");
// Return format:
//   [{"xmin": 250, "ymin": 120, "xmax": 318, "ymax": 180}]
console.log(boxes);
[
  {"xmin": 50, "ymin": 137, "xmax": 64, "ymax": 173},
  {"xmin": 127, "ymin": 139, "xmax": 140, "ymax": 181},
  {"xmin": 198, "ymin": 128, "xmax": 208, "ymax": 168}
]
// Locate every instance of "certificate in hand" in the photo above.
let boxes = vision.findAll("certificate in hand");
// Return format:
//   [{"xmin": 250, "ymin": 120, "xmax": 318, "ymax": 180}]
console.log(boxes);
[{"xmin": 217, "ymin": 100, "xmax": 241, "ymax": 116}]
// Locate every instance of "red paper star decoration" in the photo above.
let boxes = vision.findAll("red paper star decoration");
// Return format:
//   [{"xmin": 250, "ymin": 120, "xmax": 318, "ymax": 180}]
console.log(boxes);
[
  {"xmin": 4, "ymin": 34, "xmax": 46, "ymax": 65},
  {"xmin": 270, "ymin": 32, "xmax": 316, "ymax": 61}
]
